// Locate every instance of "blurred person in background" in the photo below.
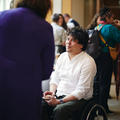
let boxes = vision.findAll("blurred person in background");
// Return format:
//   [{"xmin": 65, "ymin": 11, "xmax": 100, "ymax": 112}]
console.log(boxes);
[
  {"xmin": 0, "ymin": 0, "xmax": 54, "ymax": 120},
  {"xmin": 94, "ymin": 7, "xmax": 120, "ymax": 113},
  {"xmin": 10, "ymin": 0, "xmax": 14, "ymax": 9},
  {"xmin": 86, "ymin": 13, "xmax": 100, "ymax": 30},
  {"xmin": 58, "ymin": 13, "xmax": 68, "ymax": 53},
  {"xmin": 58, "ymin": 13, "xmax": 68, "ymax": 31},
  {"xmin": 51, "ymin": 13, "xmax": 67, "ymax": 55},
  {"xmin": 86, "ymin": 13, "xmax": 101, "ymax": 38},
  {"xmin": 64, "ymin": 13, "xmax": 80, "ymax": 30},
  {"xmin": 86, "ymin": 12, "xmax": 120, "ymax": 100}
]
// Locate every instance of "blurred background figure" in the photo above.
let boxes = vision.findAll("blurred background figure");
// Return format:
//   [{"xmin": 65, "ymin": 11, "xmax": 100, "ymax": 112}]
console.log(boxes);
[
  {"xmin": 58, "ymin": 13, "xmax": 68, "ymax": 31},
  {"xmin": 51, "ymin": 13, "xmax": 67, "ymax": 55},
  {"xmin": 10, "ymin": 0, "xmax": 14, "ymax": 9},
  {"xmin": 93, "ymin": 7, "xmax": 120, "ymax": 113},
  {"xmin": 0, "ymin": 0, "xmax": 54, "ymax": 120},
  {"xmin": 64, "ymin": 13, "xmax": 80, "ymax": 30},
  {"xmin": 112, "ymin": 18, "xmax": 120, "ymax": 99},
  {"xmin": 86, "ymin": 13, "xmax": 100, "ymax": 38},
  {"xmin": 86, "ymin": 9, "xmax": 120, "ymax": 101},
  {"xmin": 86, "ymin": 13, "xmax": 100, "ymax": 30}
]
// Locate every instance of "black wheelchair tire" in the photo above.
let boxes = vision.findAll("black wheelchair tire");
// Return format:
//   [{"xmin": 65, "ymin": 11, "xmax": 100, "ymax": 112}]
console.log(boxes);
[{"xmin": 80, "ymin": 103, "xmax": 108, "ymax": 120}]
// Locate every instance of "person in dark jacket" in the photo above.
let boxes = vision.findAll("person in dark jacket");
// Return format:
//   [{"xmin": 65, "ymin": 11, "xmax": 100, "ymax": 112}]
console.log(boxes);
[
  {"xmin": 63, "ymin": 13, "xmax": 80, "ymax": 30},
  {"xmin": 0, "ymin": 0, "xmax": 54, "ymax": 120}
]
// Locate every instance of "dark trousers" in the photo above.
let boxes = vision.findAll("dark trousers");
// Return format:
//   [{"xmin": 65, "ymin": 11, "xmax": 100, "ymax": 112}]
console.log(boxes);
[
  {"xmin": 93, "ymin": 53, "xmax": 113, "ymax": 112},
  {"xmin": 41, "ymin": 98, "xmax": 86, "ymax": 120},
  {"xmin": 113, "ymin": 58, "xmax": 118, "ymax": 81}
]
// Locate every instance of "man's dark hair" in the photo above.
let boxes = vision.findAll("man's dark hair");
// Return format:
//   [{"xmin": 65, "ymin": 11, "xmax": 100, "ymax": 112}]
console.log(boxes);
[
  {"xmin": 68, "ymin": 27, "xmax": 89, "ymax": 51},
  {"xmin": 15, "ymin": 0, "xmax": 51, "ymax": 19},
  {"xmin": 52, "ymin": 13, "xmax": 60, "ymax": 23},
  {"xmin": 99, "ymin": 7, "xmax": 112, "ymax": 21}
]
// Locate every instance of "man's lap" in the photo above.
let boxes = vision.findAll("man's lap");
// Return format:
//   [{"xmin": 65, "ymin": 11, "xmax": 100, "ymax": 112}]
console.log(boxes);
[{"xmin": 41, "ymin": 98, "xmax": 87, "ymax": 119}]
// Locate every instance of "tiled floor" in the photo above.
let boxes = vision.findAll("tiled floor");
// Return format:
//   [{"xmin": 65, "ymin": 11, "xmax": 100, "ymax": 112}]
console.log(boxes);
[{"xmin": 107, "ymin": 84, "xmax": 120, "ymax": 120}]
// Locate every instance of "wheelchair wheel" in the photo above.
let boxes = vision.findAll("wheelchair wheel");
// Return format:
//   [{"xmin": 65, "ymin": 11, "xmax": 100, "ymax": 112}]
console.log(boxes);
[{"xmin": 80, "ymin": 104, "xmax": 108, "ymax": 120}]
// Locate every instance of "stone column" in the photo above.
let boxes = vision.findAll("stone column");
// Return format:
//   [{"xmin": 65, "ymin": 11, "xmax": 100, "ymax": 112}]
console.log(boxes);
[{"xmin": 53, "ymin": 0, "xmax": 62, "ymax": 13}]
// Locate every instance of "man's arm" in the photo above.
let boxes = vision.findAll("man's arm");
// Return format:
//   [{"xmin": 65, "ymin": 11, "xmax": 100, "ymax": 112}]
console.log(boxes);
[
  {"xmin": 43, "ymin": 55, "xmax": 62, "ymax": 101},
  {"xmin": 47, "ymin": 95, "xmax": 77, "ymax": 106},
  {"xmin": 70, "ymin": 58, "xmax": 96, "ymax": 100},
  {"xmin": 61, "ymin": 59, "xmax": 96, "ymax": 102},
  {"xmin": 49, "ymin": 83, "xmax": 57, "ymax": 94}
]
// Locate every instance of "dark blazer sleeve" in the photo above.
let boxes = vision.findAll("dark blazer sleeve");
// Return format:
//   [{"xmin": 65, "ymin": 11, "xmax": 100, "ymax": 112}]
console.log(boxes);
[{"xmin": 41, "ymin": 26, "xmax": 55, "ymax": 80}]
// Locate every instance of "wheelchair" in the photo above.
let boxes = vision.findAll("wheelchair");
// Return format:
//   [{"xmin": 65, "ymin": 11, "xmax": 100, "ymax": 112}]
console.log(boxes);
[
  {"xmin": 42, "ymin": 80, "xmax": 108, "ymax": 120},
  {"xmin": 71, "ymin": 97, "xmax": 108, "ymax": 120}
]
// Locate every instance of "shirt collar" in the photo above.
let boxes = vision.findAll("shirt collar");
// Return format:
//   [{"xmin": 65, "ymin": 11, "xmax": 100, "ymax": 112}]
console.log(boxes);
[{"xmin": 67, "ymin": 51, "xmax": 85, "ymax": 62}]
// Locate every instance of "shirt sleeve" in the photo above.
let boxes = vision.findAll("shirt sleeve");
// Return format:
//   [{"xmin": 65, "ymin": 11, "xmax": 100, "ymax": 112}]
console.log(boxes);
[
  {"xmin": 71, "ymin": 58, "xmax": 97, "ymax": 100},
  {"xmin": 50, "ymin": 54, "xmax": 63, "ymax": 86},
  {"xmin": 67, "ymin": 22, "xmax": 75, "ymax": 29}
]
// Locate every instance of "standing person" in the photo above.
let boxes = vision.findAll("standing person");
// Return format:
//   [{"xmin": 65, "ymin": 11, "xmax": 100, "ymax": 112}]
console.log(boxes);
[
  {"xmin": 0, "ymin": 0, "xmax": 54, "ymax": 120},
  {"xmin": 94, "ymin": 7, "xmax": 120, "ymax": 113},
  {"xmin": 58, "ymin": 14, "xmax": 68, "ymax": 53},
  {"xmin": 51, "ymin": 13, "xmax": 67, "ymax": 54},
  {"xmin": 41, "ymin": 27, "xmax": 96, "ymax": 120},
  {"xmin": 10, "ymin": 0, "xmax": 14, "ymax": 9},
  {"xmin": 86, "ymin": 13, "xmax": 101, "ymax": 38},
  {"xmin": 63, "ymin": 13, "xmax": 80, "ymax": 30},
  {"xmin": 58, "ymin": 14, "xmax": 68, "ymax": 31},
  {"xmin": 86, "ymin": 13, "xmax": 100, "ymax": 30}
]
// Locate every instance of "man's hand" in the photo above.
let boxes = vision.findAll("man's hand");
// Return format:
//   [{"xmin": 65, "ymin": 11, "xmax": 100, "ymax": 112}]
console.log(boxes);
[
  {"xmin": 43, "ymin": 91, "xmax": 54, "ymax": 97},
  {"xmin": 47, "ymin": 97, "xmax": 60, "ymax": 106},
  {"xmin": 43, "ymin": 91, "xmax": 55, "ymax": 101}
]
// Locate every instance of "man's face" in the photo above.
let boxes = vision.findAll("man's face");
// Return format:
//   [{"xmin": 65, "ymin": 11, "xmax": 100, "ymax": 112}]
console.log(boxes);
[
  {"xmin": 64, "ymin": 16, "xmax": 69, "ymax": 23},
  {"xmin": 66, "ymin": 35, "xmax": 83, "ymax": 54}
]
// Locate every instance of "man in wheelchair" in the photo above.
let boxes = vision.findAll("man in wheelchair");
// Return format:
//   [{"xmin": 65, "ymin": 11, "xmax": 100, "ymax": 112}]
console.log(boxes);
[{"xmin": 41, "ymin": 27, "xmax": 97, "ymax": 120}]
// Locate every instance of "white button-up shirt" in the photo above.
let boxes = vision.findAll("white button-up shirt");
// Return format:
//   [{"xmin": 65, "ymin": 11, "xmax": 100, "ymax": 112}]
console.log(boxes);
[{"xmin": 50, "ymin": 51, "xmax": 96, "ymax": 100}]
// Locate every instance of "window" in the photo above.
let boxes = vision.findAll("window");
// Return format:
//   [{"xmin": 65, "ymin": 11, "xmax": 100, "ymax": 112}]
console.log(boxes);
[{"xmin": 0, "ymin": 0, "xmax": 12, "ymax": 11}]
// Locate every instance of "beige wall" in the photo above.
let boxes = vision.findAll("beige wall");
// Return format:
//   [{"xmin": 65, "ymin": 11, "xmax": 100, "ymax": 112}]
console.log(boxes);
[
  {"xmin": 46, "ymin": 0, "xmax": 96, "ymax": 27},
  {"xmin": 71, "ymin": 0, "xmax": 96, "ymax": 28},
  {"xmin": 62, "ymin": 0, "xmax": 85, "ymax": 27},
  {"xmin": 53, "ymin": 0, "xmax": 62, "ymax": 13},
  {"xmin": 84, "ymin": 0, "xmax": 96, "ymax": 28},
  {"xmin": 46, "ymin": 0, "xmax": 53, "ymax": 23},
  {"xmin": 62, "ymin": 0, "xmax": 72, "ymax": 15},
  {"xmin": 46, "ymin": 9, "xmax": 52, "ymax": 23},
  {"xmin": 71, "ymin": 0, "xmax": 85, "ymax": 27}
]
